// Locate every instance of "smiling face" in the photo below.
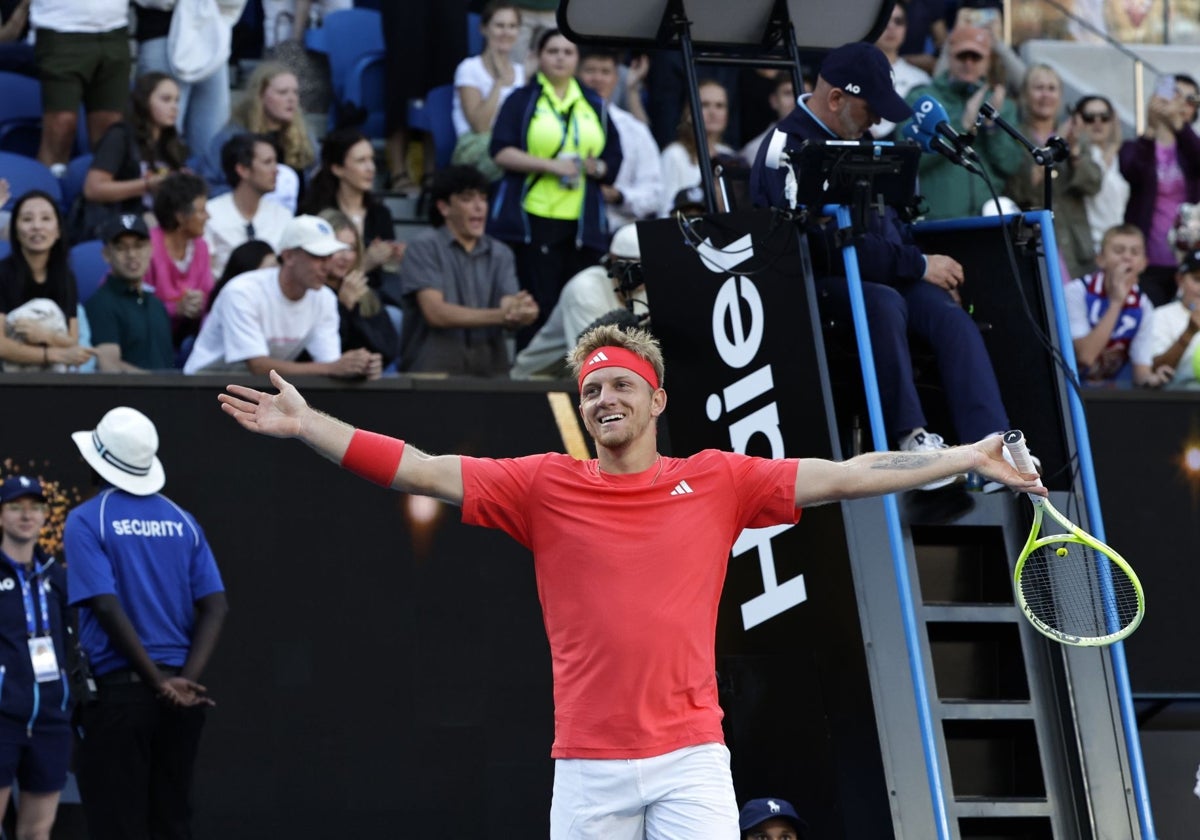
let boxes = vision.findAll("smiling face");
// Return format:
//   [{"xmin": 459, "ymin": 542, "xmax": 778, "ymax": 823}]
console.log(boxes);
[
  {"xmin": 482, "ymin": 6, "xmax": 519, "ymax": 55},
  {"xmin": 1023, "ymin": 67, "xmax": 1062, "ymax": 123},
  {"xmin": 578, "ymin": 367, "xmax": 665, "ymax": 452},
  {"xmin": 15, "ymin": 196, "xmax": 60, "ymax": 257},
  {"xmin": 0, "ymin": 496, "xmax": 47, "ymax": 548},
  {"xmin": 327, "ymin": 226, "xmax": 360, "ymax": 280}
]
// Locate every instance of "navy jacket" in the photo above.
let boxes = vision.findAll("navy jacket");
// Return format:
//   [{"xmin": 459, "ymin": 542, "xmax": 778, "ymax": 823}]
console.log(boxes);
[
  {"xmin": 0, "ymin": 549, "xmax": 71, "ymax": 731},
  {"xmin": 487, "ymin": 80, "xmax": 623, "ymax": 254},
  {"xmin": 750, "ymin": 100, "xmax": 927, "ymax": 285}
]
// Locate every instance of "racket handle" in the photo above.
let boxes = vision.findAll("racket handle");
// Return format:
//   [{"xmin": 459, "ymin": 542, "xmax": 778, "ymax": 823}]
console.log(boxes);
[{"xmin": 1002, "ymin": 429, "xmax": 1039, "ymax": 476}]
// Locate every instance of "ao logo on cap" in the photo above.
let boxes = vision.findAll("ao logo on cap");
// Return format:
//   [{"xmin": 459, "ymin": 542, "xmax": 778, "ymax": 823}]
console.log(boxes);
[{"xmin": 845, "ymin": 82, "xmax": 861, "ymax": 94}]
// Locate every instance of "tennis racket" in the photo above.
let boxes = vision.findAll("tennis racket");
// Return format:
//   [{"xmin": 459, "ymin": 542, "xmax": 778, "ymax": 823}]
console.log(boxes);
[{"xmin": 1002, "ymin": 430, "xmax": 1145, "ymax": 646}]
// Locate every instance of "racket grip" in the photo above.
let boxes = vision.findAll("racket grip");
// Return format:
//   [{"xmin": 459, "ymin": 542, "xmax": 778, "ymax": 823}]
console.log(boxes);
[{"xmin": 1002, "ymin": 429, "xmax": 1039, "ymax": 475}]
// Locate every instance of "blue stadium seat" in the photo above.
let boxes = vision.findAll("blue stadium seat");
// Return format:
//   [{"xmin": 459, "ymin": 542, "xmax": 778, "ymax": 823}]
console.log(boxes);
[
  {"xmin": 0, "ymin": 72, "xmax": 43, "ymax": 158},
  {"xmin": 407, "ymin": 84, "xmax": 456, "ymax": 171},
  {"xmin": 467, "ymin": 13, "xmax": 483, "ymax": 56},
  {"xmin": 307, "ymin": 8, "xmax": 384, "ymax": 131},
  {"xmin": 69, "ymin": 240, "xmax": 109, "ymax": 305},
  {"xmin": 61, "ymin": 154, "xmax": 93, "ymax": 213},
  {"xmin": 341, "ymin": 51, "xmax": 386, "ymax": 138},
  {"xmin": 0, "ymin": 240, "xmax": 10, "ymax": 261},
  {"xmin": 0, "ymin": 151, "xmax": 63, "ymax": 210}
]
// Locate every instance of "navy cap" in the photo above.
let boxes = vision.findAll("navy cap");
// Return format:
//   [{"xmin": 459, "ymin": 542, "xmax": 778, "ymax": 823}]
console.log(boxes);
[
  {"xmin": 1180, "ymin": 249, "xmax": 1200, "ymax": 274},
  {"xmin": 101, "ymin": 213, "xmax": 150, "ymax": 244},
  {"xmin": 819, "ymin": 41, "xmax": 913, "ymax": 123},
  {"xmin": 0, "ymin": 475, "xmax": 46, "ymax": 505},
  {"xmin": 738, "ymin": 797, "xmax": 807, "ymax": 835}
]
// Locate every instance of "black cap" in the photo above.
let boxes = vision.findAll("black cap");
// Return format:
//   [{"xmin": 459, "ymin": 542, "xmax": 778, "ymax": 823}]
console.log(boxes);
[
  {"xmin": 1179, "ymin": 249, "xmax": 1200, "ymax": 274},
  {"xmin": 819, "ymin": 42, "xmax": 913, "ymax": 123},
  {"xmin": 101, "ymin": 213, "xmax": 150, "ymax": 244}
]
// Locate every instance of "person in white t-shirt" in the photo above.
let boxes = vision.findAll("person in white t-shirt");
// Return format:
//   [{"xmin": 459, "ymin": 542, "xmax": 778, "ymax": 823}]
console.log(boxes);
[
  {"xmin": 204, "ymin": 134, "xmax": 294, "ymax": 278},
  {"xmin": 453, "ymin": 2, "xmax": 525, "ymax": 138},
  {"xmin": 659, "ymin": 79, "xmax": 734, "ymax": 217},
  {"xmin": 1143, "ymin": 248, "xmax": 1200, "ymax": 389},
  {"xmin": 184, "ymin": 215, "xmax": 381, "ymax": 378}
]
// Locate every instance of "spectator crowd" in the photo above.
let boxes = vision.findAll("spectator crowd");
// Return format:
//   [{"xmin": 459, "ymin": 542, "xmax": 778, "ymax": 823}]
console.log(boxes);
[{"xmin": 0, "ymin": 0, "xmax": 1196, "ymax": 391}]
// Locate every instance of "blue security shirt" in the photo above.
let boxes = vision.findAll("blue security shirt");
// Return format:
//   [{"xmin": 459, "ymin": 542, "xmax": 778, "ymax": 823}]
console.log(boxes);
[{"xmin": 64, "ymin": 488, "xmax": 224, "ymax": 677}]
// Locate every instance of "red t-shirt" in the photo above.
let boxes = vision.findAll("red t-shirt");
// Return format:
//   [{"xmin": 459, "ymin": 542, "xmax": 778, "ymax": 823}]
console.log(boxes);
[{"xmin": 461, "ymin": 449, "xmax": 801, "ymax": 759}]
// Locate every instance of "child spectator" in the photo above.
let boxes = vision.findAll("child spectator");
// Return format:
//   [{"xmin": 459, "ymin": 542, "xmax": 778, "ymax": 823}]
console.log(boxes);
[{"xmin": 1065, "ymin": 224, "xmax": 1163, "ymax": 386}]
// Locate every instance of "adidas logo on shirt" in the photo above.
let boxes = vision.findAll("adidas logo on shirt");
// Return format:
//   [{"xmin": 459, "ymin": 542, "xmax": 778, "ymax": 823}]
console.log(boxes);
[
  {"xmin": 587, "ymin": 351, "xmax": 609, "ymax": 366},
  {"xmin": 670, "ymin": 480, "xmax": 694, "ymax": 496}
]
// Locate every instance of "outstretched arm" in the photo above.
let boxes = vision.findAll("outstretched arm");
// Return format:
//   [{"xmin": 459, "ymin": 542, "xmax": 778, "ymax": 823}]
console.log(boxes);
[
  {"xmin": 218, "ymin": 370, "xmax": 466, "ymax": 504},
  {"xmin": 794, "ymin": 434, "xmax": 1044, "ymax": 507}
]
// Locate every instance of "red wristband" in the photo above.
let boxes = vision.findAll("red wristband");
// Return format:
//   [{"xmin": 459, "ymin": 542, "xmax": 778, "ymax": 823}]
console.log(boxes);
[{"xmin": 340, "ymin": 430, "xmax": 405, "ymax": 487}]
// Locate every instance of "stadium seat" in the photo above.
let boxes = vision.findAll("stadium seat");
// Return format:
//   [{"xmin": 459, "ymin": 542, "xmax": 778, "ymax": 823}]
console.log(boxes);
[
  {"xmin": 0, "ymin": 152, "xmax": 63, "ymax": 211},
  {"xmin": 306, "ymin": 8, "xmax": 384, "ymax": 131},
  {"xmin": 407, "ymin": 84, "xmax": 456, "ymax": 171},
  {"xmin": 467, "ymin": 13, "xmax": 482, "ymax": 56},
  {"xmin": 341, "ymin": 51, "xmax": 386, "ymax": 138},
  {"xmin": 61, "ymin": 154, "xmax": 93, "ymax": 213},
  {"xmin": 0, "ymin": 71, "xmax": 43, "ymax": 158},
  {"xmin": 0, "ymin": 240, "xmax": 10, "ymax": 261},
  {"xmin": 69, "ymin": 240, "xmax": 109, "ymax": 305}
]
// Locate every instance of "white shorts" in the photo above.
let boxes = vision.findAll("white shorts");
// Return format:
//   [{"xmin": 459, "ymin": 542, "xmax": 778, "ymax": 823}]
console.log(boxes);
[{"xmin": 549, "ymin": 742, "xmax": 739, "ymax": 840}]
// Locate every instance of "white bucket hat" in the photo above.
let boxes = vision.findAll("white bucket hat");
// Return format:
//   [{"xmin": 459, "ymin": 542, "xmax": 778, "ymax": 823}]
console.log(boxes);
[{"xmin": 71, "ymin": 407, "xmax": 165, "ymax": 496}]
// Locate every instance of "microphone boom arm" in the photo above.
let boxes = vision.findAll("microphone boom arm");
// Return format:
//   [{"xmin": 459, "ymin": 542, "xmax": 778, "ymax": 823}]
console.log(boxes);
[{"xmin": 977, "ymin": 102, "xmax": 1070, "ymax": 211}]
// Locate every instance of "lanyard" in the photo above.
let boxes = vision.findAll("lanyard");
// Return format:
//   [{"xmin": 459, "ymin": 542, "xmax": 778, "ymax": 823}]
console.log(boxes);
[
  {"xmin": 16, "ymin": 563, "xmax": 51, "ymax": 639},
  {"xmin": 542, "ymin": 93, "xmax": 580, "ymax": 152}
]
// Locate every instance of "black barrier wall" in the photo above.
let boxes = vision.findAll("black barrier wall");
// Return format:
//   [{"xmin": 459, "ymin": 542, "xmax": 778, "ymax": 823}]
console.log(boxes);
[
  {"xmin": 0, "ymin": 376, "xmax": 1194, "ymax": 836},
  {"xmin": 1, "ymin": 378, "xmax": 564, "ymax": 836}
]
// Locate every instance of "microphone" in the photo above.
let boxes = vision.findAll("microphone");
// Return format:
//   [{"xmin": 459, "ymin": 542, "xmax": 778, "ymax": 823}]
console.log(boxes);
[
  {"xmin": 910, "ymin": 95, "xmax": 980, "ymax": 164},
  {"xmin": 902, "ymin": 120, "xmax": 981, "ymax": 175}
]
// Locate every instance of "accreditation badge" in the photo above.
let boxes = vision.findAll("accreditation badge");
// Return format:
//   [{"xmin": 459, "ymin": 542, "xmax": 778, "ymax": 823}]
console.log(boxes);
[{"xmin": 28, "ymin": 637, "xmax": 60, "ymax": 683}]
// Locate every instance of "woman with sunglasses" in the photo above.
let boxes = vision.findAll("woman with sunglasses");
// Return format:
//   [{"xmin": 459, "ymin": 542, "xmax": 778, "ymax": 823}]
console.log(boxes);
[
  {"xmin": 1006, "ymin": 63, "xmax": 1102, "ymax": 280},
  {"xmin": 1073, "ymin": 95, "xmax": 1129, "ymax": 257}
]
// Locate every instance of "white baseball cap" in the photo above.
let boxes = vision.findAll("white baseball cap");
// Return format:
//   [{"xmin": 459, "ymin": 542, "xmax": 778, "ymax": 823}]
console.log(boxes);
[
  {"xmin": 609, "ymin": 224, "xmax": 640, "ymax": 260},
  {"xmin": 71, "ymin": 407, "xmax": 165, "ymax": 496},
  {"xmin": 278, "ymin": 215, "xmax": 350, "ymax": 257}
]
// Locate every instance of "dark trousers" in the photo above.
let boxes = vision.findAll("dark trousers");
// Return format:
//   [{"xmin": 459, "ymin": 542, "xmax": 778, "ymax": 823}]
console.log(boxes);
[
  {"xmin": 512, "ymin": 214, "xmax": 602, "ymax": 350},
  {"xmin": 74, "ymin": 679, "xmax": 207, "ymax": 840},
  {"xmin": 817, "ymin": 276, "xmax": 1008, "ymax": 444}
]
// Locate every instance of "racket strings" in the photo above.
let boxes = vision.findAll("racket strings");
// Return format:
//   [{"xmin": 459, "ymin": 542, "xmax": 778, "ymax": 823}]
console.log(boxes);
[{"xmin": 1020, "ymin": 540, "xmax": 1140, "ymax": 639}]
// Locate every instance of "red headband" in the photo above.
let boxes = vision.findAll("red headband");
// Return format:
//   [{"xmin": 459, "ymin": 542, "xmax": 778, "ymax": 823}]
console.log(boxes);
[{"xmin": 578, "ymin": 346, "xmax": 660, "ymax": 391}]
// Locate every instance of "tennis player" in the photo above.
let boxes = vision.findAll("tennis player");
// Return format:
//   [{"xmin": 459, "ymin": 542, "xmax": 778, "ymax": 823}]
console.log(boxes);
[{"xmin": 218, "ymin": 323, "xmax": 1041, "ymax": 840}]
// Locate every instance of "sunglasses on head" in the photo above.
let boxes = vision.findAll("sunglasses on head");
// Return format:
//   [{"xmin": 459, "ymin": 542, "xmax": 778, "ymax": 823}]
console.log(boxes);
[{"xmin": 1080, "ymin": 111, "xmax": 1112, "ymax": 124}]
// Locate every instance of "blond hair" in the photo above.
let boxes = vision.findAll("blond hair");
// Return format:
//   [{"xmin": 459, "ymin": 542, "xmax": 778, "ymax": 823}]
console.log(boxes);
[
  {"xmin": 568, "ymin": 324, "xmax": 665, "ymax": 387},
  {"xmin": 234, "ymin": 62, "xmax": 316, "ymax": 171}
]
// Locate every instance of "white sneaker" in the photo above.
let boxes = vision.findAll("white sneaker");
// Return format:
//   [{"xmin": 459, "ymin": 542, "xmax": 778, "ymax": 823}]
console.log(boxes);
[
  {"xmin": 974, "ymin": 445, "xmax": 1042, "ymax": 493},
  {"xmin": 900, "ymin": 430, "xmax": 960, "ymax": 491}
]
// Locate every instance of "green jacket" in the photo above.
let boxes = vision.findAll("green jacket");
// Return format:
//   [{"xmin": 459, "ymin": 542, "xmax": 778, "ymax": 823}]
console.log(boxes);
[{"xmin": 906, "ymin": 75, "xmax": 1025, "ymax": 220}]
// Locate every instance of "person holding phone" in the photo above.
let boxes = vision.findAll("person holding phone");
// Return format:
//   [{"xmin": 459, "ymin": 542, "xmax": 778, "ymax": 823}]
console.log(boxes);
[{"xmin": 1119, "ymin": 73, "xmax": 1200, "ymax": 305}]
